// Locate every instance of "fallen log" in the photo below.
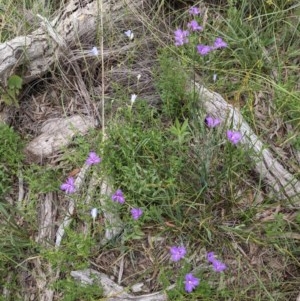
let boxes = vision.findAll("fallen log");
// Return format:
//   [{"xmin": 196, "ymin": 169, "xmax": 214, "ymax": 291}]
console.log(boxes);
[
  {"xmin": 193, "ymin": 81, "xmax": 300, "ymax": 204},
  {"xmin": 70, "ymin": 269, "xmax": 175, "ymax": 301}
]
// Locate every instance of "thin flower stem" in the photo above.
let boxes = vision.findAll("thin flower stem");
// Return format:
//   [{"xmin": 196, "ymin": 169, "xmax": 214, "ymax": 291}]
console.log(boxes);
[{"xmin": 99, "ymin": 0, "xmax": 105, "ymax": 141}]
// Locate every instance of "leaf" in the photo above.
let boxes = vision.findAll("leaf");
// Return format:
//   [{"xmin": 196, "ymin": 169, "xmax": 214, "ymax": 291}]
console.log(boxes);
[{"xmin": 8, "ymin": 75, "xmax": 23, "ymax": 90}]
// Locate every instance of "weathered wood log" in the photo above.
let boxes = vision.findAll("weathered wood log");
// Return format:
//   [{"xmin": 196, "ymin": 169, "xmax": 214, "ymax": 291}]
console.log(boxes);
[
  {"xmin": 70, "ymin": 269, "xmax": 175, "ymax": 301},
  {"xmin": 32, "ymin": 193, "xmax": 59, "ymax": 301},
  {"xmin": 0, "ymin": 0, "xmax": 143, "ymax": 85},
  {"xmin": 25, "ymin": 115, "xmax": 97, "ymax": 162},
  {"xmin": 193, "ymin": 81, "xmax": 300, "ymax": 204}
]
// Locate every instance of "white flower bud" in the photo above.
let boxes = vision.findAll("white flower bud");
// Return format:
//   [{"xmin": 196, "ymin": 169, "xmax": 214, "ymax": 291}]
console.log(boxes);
[{"xmin": 91, "ymin": 208, "xmax": 98, "ymax": 221}]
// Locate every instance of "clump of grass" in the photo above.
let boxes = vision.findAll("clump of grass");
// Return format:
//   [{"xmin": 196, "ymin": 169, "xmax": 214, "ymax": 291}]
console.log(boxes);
[
  {"xmin": 23, "ymin": 164, "xmax": 61, "ymax": 194},
  {"xmin": 103, "ymin": 99, "xmax": 188, "ymax": 211},
  {"xmin": 0, "ymin": 0, "xmax": 58, "ymax": 43},
  {"xmin": 0, "ymin": 124, "xmax": 24, "ymax": 197},
  {"xmin": 203, "ymin": 0, "xmax": 300, "ymax": 149},
  {"xmin": 53, "ymin": 277, "xmax": 103, "ymax": 301},
  {"xmin": 155, "ymin": 50, "xmax": 191, "ymax": 120},
  {"xmin": 0, "ymin": 202, "xmax": 36, "ymax": 297}
]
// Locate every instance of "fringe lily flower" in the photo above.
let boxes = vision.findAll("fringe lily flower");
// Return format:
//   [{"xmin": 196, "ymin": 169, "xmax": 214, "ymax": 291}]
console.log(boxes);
[
  {"xmin": 60, "ymin": 177, "xmax": 76, "ymax": 194},
  {"xmin": 131, "ymin": 208, "xmax": 143, "ymax": 220},
  {"xmin": 184, "ymin": 273, "xmax": 200, "ymax": 293},
  {"xmin": 189, "ymin": 7, "xmax": 201, "ymax": 16},
  {"xmin": 170, "ymin": 246, "xmax": 187, "ymax": 262},
  {"xmin": 174, "ymin": 29, "xmax": 189, "ymax": 46},
  {"xmin": 112, "ymin": 189, "xmax": 125, "ymax": 204},
  {"xmin": 130, "ymin": 94, "xmax": 137, "ymax": 104},
  {"xmin": 213, "ymin": 37, "xmax": 227, "ymax": 49},
  {"xmin": 86, "ymin": 152, "xmax": 101, "ymax": 165},
  {"xmin": 227, "ymin": 130, "xmax": 242, "ymax": 144},
  {"xmin": 187, "ymin": 20, "xmax": 203, "ymax": 31},
  {"xmin": 212, "ymin": 259, "xmax": 227, "ymax": 272},
  {"xmin": 205, "ymin": 116, "xmax": 221, "ymax": 128},
  {"xmin": 91, "ymin": 208, "xmax": 98, "ymax": 222},
  {"xmin": 207, "ymin": 251, "xmax": 227, "ymax": 272},
  {"xmin": 197, "ymin": 44, "xmax": 213, "ymax": 56},
  {"xmin": 124, "ymin": 30, "xmax": 134, "ymax": 40},
  {"xmin": 90, "ymin": 46, "xmax": 99, "ymax": 56}
]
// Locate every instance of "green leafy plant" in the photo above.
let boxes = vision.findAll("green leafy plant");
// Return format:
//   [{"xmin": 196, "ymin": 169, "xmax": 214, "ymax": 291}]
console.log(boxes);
[
  {"xmin": 53, "ymin": 277, "xmax": 103, "ymax": 301},
  {"xmin": 0, "ymin": 124, "xmax": 24, "ymax": 196},
  {"xmin": 169, "ymin": 118, "xmax": 190, "ymax": 145},
  {"xmin": 103, "ymin": 102, "xmax": 186, "ymax": 210},
  {"xmin": 0, "ymin": 75, "xmax": 23, "ymax": 106},
  {"xmin": 155, "ymin": 50, "xmax": 190, "ymax": 120}
]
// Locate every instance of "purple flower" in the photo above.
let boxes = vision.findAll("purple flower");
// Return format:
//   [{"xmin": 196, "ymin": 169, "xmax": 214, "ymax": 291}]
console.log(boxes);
[
  {"xmin": 207, "ymin": 251, "xmax": 216, "ymax": 263},
  {"xmin": 189, "ymin": 6, "xmax": 201, "ymax": 16},
  {"xmin": 184, "ymin": 273, "xmax": 200, "ymax": 293},
  {"xmin": 112, "ymin": 189, "xmax": 125, "ymax": 204},
  {"xmin": 207, "ymin": 252, "xmax": 227, "ymax": 272},
  {"xmin": 213, "ymin": 37, "xmax": 227, "ymax": 49},
  {"xmin": 187, "ymin": 20, "xmax": 203, "ymax": 32},
  {"xmin": 174, "ymin": 29, "xmax": 189, "ymax": 46},
  {"xmin": 170, "ymin": 246, "xmax": 186, "ymax": 262},
  {"xmin": 227, "ymin": 130, "xmax": 242, "ymax": 144},
  {"xmin": 197, "ymin": 44, "xmax": 213, "ymax": 56},
  {"xmin": 86, "ymin": 152, "xmax": 101, "ymax": 165},
  {"xmin": 205, "ymin": 116, "xmax": 221, "ymax": 128},
  {"xmin": 212, "ymin": 259, "xmax": 227, "ymax": 272},
  {"xmin": 131, "ymin": 208, "xmax": 143, "ymax": 220},
  {"xmin": 60, "ymin": 177, "xmax": 76, "ymax": 194}
]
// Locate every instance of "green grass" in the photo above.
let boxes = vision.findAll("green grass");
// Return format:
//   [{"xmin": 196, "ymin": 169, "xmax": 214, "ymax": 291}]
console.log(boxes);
[
  {"xmin": 0, "ymin": 124, "xmax": 24, "ymax": 196},
  {"xmin": 0, "ymin": 0, "xmax": 299, "ymax": 299},
  {"xmin": 53, "ymin": 277, "xmax": 103, "ymax": 301},
  {"xmin": 0, "ymin": 0, "xmax": 60, "ymax": 42}
]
